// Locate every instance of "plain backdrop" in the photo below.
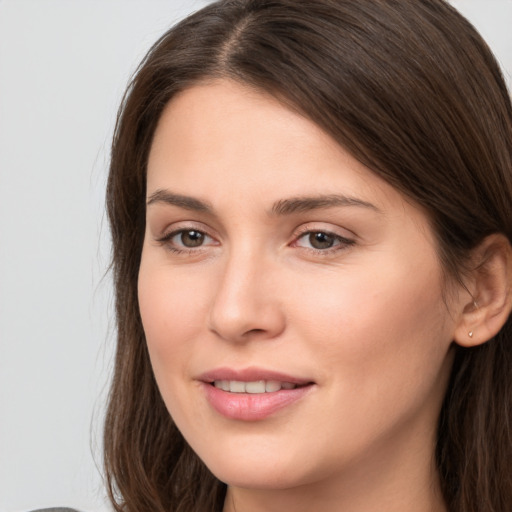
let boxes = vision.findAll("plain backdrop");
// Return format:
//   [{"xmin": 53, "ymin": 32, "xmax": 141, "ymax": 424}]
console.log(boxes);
[{"xmin": 0, "ymin": 1, "xmax": 510, "ymax": 511}]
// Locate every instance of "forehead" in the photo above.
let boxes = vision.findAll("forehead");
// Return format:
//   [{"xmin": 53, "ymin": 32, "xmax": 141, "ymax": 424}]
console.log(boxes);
[
  {"xmin": 147, "ymin": 80, "xmax": 391, "ymax": 204},
  {"xmin": 149, "ymin": 80, "xmax": 340, "ymax": 170}
]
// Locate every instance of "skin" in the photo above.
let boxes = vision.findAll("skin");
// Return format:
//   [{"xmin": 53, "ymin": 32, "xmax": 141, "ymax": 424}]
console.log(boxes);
[{"xmin": 138, "ymin": 79, "xmax": 466, "ymax": 512}]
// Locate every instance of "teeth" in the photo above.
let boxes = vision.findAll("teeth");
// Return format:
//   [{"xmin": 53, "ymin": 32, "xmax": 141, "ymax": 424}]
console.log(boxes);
[
  {"xmin": 213, "ymin": 380, "xmax": 298, "ymax": 393},
  {"xmin": 245, "ymin": 380, "xmax": 266, "ymax": 393},
  {"xmin": 230, "ymin": 380, "xmax": 246, "ymax": 393},
  {"xmin": 265, "ymin": 380, "xmax": 281, "ymax": 392}
]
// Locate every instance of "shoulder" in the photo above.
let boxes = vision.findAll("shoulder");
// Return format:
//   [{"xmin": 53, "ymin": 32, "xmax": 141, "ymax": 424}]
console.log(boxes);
[{"xmin": 29, "ymin": 509, "xmax": 81, "ymax": 512}]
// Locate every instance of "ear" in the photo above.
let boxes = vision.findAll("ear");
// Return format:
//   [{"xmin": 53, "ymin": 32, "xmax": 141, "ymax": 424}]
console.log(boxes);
[{"xmin": 453, "ymin": 234, "xmax": 512, "ymax": 348}]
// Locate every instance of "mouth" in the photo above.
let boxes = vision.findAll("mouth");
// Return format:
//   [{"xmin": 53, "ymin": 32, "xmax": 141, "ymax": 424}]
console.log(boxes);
[
  {"xmin": 212, "ymin": 379, "xmax": 306, "ymax": 393},
  {"xmin": 199, "ymin": 368, "xmax": 315, "ymax": 421},
  {"xmin": 199, "ymin": 367, "xmax": 314, "ymax": 392}
]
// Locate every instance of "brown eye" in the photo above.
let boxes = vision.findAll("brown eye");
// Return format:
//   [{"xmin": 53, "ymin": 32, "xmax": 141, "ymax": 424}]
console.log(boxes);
[
  {"xmin": 294, "ymin": 229, "xmax": 354, "ymax": 253},
  {"xmin": 179, "ymin": 230, "xmax": 205, "ymax": 247},
  {"xmin": 157, "ymin": 227, "xmax": 217, "ymax": 253},
  {"xmin": 308, "ymin": 232, "xmax": 336, "ymax": 249}
]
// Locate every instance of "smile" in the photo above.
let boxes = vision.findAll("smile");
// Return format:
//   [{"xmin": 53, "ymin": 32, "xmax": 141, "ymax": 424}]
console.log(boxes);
[
  {"xmin": 213, "ymin": 380, "xmax": 299, "ymax": 393},
  {"xmin": 199, "ymin": 369, "xmax": 315, "ymax": 421}
]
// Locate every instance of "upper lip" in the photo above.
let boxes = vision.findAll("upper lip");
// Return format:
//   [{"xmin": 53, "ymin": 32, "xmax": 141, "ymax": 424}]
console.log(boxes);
[{"xmin": 198, "ymin": 366, "xmax": 314, "ymax": 385}]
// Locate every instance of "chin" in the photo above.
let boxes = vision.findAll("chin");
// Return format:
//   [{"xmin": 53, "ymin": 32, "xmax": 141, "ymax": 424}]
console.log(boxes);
[
  {"xmin": 192, "ymin": 435, "xmax": 319, "ymax": 490},
  {"xmin": 210, "ymin": 461, "xmax": 310, "ymax": 490}
]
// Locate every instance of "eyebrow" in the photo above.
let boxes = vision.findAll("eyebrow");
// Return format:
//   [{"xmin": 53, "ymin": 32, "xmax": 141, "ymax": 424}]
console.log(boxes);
[
  {"xmin": 270, "ymin": 194, "xmax": 380, "ymax": 215},
  {"xmin": 146, "ymin": 189, "xmax": 380, "ymax": 215},
  {"xmin": 146, "ymin": 189, "xmax": 212, "ymax": 212}
]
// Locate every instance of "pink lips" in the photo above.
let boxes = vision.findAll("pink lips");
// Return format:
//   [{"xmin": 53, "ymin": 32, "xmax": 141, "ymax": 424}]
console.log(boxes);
[{"xmin": 198, "ymin": 367, "xmax": 314, "ymax": 421}]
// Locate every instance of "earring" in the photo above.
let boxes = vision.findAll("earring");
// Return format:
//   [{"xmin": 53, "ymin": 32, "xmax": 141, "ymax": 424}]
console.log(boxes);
[{"xmin": 468, "ymin": 331, "xmax": 473, "ymax": 338}]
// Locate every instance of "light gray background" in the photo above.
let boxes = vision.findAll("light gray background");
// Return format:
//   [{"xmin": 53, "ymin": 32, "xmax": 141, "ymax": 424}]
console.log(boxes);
[{"xmin": 0, "ymin": 1, "xmax": 510, "ymax": 511}]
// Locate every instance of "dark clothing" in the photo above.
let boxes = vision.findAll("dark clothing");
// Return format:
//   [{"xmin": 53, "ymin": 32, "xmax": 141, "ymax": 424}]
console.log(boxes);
[{"xmin": 30, "ymin": 509, "xmax": 80, "ymax": 512}]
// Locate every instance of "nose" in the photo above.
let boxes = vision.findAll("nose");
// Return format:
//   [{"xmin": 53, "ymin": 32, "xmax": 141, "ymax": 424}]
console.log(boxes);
[{"xmin": 207, "ymin": 250, "xmax": 286, "ymax": 343}]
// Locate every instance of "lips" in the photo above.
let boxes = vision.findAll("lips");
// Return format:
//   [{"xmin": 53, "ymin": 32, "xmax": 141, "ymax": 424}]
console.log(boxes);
[
  {"xmin": 198, "ymin": 367, "xmax": 315, "ymax": 421},
  {"xmin": 199, "ymin": 367, "xmax": 312, "ymax": 385}
]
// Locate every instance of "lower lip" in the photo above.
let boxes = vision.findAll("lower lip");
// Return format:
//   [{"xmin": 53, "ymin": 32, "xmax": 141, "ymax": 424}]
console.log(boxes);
[{"xmin": 202, "ymin": 383, "xmax": 314, "ymax": 421}]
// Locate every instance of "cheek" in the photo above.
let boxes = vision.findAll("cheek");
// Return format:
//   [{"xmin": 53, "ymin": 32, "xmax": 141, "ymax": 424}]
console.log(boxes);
[
  {"xmin": 137, "ymin": 254, "xmax": 216, "ymax": 434},
  {"xmin": 287, "ymin": 255, "xmax": 451, "ymax": 394},
  {"xmin": 137, "ymin": 254, "xmax": 211, "ymax": 376},
  {"xmin": 277, "ymin": 258, "xmax": 453, "ymax": 468}
]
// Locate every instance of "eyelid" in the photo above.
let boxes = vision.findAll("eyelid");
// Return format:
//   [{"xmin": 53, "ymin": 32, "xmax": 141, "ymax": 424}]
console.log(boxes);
[
  {"xmin": 292, "ymin": 222, "xmax": 355, "ymax": 240},
  {"xmin": 158, "ymin": 228, "xmax": 215, "ymax": 245},
  {"xmin": 154, "ymin": 221, "xmax": 220, "ymax": 253},
  {"xmin": 290, "ymin": 224, "xmax": 356, "ymax": 253},
  {"xmin": 155, "ymin": 220, "xmax": 216, "ymax": 240}
]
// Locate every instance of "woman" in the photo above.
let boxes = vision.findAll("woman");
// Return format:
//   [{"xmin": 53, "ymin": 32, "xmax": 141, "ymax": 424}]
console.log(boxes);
[{"xmin": 103, "ymin": 0, "xmax": 512, "ymax": 511}]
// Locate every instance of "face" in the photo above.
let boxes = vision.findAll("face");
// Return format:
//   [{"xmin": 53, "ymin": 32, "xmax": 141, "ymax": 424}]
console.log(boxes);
[{"xmin": 139, "ymin": 80, "xmax": 459, "ymax": 494}]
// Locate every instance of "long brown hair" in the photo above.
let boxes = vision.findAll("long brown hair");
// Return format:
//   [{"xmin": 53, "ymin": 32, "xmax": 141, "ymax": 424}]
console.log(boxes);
[{"xmin": 104, "ymin": 1, "xmax": 512, "ymax": 511}]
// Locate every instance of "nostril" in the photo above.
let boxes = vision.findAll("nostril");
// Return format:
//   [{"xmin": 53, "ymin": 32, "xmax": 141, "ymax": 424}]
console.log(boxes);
[{"xmin": 245, "ymin": 328, "xmax": 265, "ymax": 335}]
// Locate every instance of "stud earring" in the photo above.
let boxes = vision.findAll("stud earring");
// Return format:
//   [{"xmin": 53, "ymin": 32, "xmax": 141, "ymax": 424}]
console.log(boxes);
[{"xmin": 468, "ymin": 331, "xmax": 473, "ymax": 338}]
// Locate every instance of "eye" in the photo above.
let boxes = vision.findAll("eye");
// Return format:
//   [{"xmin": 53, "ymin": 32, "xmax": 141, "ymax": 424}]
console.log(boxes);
[
  {"xmin": 156, "ymin": 227, "xmax": 217, "ymax": 252},
  {"xmin": 173, "ymin": 229, "xmax": 208, "ymax": 248},
  {"xmin": 294, "ymin": 230, "xmax": 354, "ymax": 252},
  {"xmin": 302, "ymin": 232, "xmax": 337, "ymax": 250}
]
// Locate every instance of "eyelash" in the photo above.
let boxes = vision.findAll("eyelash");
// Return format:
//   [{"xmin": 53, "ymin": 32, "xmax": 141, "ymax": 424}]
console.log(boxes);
[
  {"xmin": 155, "ymin": 227, "xmax": 355, "ymax": 256},
  {"xmin": 292, "ymin": 227, "xmax": 355, "ymax": 255},
  {"xmin": 156, "ymin": 228, "xmax": 216, "ymax": 255}
]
